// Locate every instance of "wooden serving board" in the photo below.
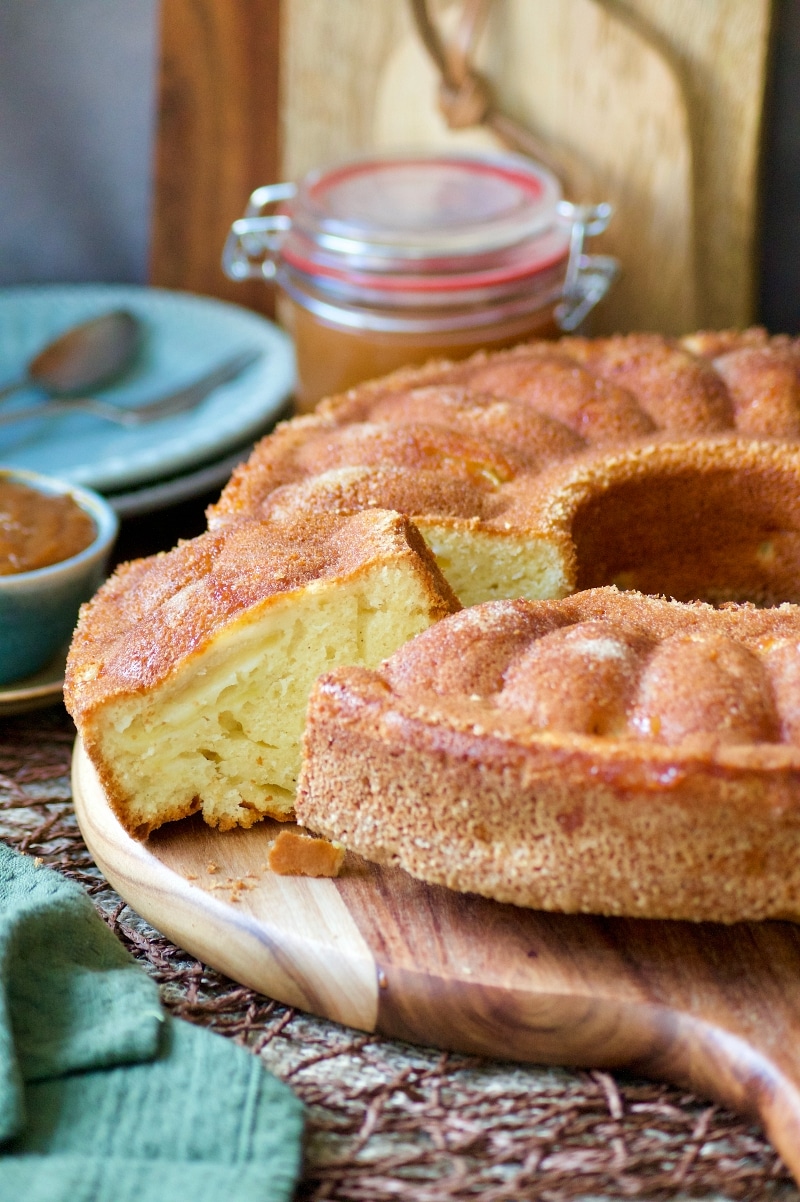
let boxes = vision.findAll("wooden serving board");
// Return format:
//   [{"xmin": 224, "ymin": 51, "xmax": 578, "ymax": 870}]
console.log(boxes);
[{"xmin": 73, "ymin": 739, "xmax": 800, "ymax": 1180}]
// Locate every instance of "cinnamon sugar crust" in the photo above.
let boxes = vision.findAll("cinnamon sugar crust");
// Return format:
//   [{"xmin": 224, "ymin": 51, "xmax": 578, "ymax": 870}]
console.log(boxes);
[
  {"xmin": 208, "ymin": 331, "xmax": 800, "ymax": 611},
  {"xmin": 297, "ymin": 590, "xmax": 800, "ymax": 922},
  {"xmin": 66, "ymin": 327, "xmax": 800, "ymax": 915},
  {"xmin": 65, "ymin": 510, "xmax": 459, "ymax": 837}
]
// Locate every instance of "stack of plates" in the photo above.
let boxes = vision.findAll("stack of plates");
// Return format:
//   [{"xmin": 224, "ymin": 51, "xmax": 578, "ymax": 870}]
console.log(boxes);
[
  {"xmin": 0, "ymin": 284, "xmax": 296, "ymax": 709},
  {"xmin": 0, "ymin": 284, "xmax": 295, "ymax": 516}
]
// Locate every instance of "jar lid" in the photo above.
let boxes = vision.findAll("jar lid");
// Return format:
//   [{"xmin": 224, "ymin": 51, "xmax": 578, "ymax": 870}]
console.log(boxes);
[
  {"xmin": 224, "ymin": 154, "xmax": 618, "ymax": 331},
  {"xmin": 281, "ymin": 152, "xmax": 567, "ymax": 286}
]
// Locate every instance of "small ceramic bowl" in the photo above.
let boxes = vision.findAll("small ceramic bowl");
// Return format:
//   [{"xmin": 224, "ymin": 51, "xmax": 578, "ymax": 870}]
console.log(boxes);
[{"xmin": 0, "ymin": 469, "xmax": 118, "ymax": 686}]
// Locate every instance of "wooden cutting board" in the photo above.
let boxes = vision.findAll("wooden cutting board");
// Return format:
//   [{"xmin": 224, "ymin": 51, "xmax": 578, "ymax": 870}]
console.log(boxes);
[
  {"xmin": 281, "ymin": 0, "xmax": 772, "ymax": 334},
  {"xmin": 73, "ymin": 738, "xmax": 800, "ymax": 1180}
]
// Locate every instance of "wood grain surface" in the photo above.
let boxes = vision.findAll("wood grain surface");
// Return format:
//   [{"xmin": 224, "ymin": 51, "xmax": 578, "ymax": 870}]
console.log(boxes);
[
  {"xmin": 610, "ymin": 0, "xmax": 773, "ymax": 330},
  {"xmin": 372, "ymin": 0, "xmax": 696, "ymax": 334},
  {"xmin": 73, "ymin": 738, "xmax": 800, "ymax": 1182},
  {"xmin": 148, "ymin": 1, "xmax": 772, "ymax": 334},
  {"xmin": 282, "ymin": 0, "xmax": 772, "ymax": 334},
  {"xmin": 150, "ymin": 0, "xmax": 281, "ymax": 315}
]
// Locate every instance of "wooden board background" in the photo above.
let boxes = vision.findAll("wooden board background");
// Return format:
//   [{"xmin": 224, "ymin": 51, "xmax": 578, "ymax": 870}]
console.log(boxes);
[
  {"xmin": 281, "ymin": 0, "xmax": 772, "ymax": 335},
  {"xmin": 149, "ymin": 0, "xmax": 281, "ymax": 316},
  {"xmin": 370, "ymin": 0, "xmax": 697, "ymax": 334},
  {"xmin": 610, "ymin": 0, "xmax": 774, "ymax": 330},
  {"xmin": 148, "ymin": 0, "xmax": 773, "ymax": 335}
]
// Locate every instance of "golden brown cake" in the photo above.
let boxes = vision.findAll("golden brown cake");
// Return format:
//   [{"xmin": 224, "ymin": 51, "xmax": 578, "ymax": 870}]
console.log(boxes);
[
  {"xmin": 65, "ymin": 510, "xmax": 459, "ymax": 837},
  {"xmin": 65, "ymin": 327, "xmax": 800, "ymax": 924},
  {"xmin": 209, "ymin": 331, "xmax": 800, "ymax": 607},
  {"xmin": 297, "ymin": 588, "xmax": 800, "ymax": 922},
  {"xmin": 267, "ymin": 829, "xmax": 345, "ymax": 878}
]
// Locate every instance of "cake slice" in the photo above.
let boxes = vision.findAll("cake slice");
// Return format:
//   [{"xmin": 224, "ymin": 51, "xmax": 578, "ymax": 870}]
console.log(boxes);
[{"xmin": 65, "ymin": 510, "xmax": 459, "ymax": 837}]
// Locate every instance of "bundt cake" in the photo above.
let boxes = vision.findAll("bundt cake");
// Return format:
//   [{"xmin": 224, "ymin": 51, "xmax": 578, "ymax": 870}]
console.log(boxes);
[
  {"xmin": 65, "ymin": 327, "xmax": 800, "ymax": 920},
  {"xmin": 209, "ymin": 330, "xmax": 800, "ymax": 607},
  {"xmin": 65, "ymin": 510, "xmax": 459, "ymax": 837},
  {"xmin": 296, "ymin": 588, "xmax": 800, "ymax": 922}
]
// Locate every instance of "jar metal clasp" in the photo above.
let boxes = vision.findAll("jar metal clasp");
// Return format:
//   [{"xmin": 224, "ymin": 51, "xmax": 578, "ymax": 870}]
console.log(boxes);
[
  {"xmin": 222, "ymin": 183, "xmax": 297, "ymax": 281},
  {"xmin": 223, "ymin": 180, "xmax": 619, "ymax": 334},
  {"xmin": 554, "ymin": 201, "xmax": 618, "ymax": 332}
]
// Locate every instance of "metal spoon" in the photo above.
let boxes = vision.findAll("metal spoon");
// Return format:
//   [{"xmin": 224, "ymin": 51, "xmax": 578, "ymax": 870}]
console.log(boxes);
[
  {"xmin": 0, "ymin": 348, "xmax": 262, "ymax": 428},
  {"xmin": 0, "ymin": 310, "xmax": 142, "ymax": 403}
]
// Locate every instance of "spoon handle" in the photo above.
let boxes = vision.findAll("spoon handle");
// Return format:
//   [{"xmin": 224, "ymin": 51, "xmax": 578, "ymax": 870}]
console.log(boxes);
[
  {"xmin": 0, "ymin": 350, "xmax": 262, "ymax": 429},
  {"xmin": 0, "ymin": 377, "xmax": 25, "ymax": 404}
]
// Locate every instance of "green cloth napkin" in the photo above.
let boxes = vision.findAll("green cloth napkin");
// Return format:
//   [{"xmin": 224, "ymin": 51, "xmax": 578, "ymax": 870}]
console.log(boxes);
[{"xmin": 0, "ymin": 843, "xmax": 304, "ymax": 1202}]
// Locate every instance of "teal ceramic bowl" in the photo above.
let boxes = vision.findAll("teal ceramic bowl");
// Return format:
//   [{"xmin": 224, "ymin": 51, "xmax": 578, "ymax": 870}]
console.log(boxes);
[{"xmin": 0, "ymin": 470, "xmax": 119, "ymax": 686}]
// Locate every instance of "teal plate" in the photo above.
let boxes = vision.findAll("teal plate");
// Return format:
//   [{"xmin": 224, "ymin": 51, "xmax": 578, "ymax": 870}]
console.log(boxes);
[
  {"xmin": 0, "ymin": 285, "xmax": 295, "ymax": 493},
  {"xmin": 0, "ymin": 643, "xmax": 67, "ymax": 715}
]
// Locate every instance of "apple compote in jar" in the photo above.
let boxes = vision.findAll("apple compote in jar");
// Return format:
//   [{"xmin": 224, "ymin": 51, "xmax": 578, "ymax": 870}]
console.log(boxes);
[{"xmin": 224, "ymin": 152, "xmax": 616, "ymax": 411}]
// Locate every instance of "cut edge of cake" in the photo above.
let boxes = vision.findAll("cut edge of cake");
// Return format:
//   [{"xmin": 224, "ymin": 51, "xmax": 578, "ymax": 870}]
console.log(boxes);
[{"xmin": 66, "ymin": 509, "xmax": 460, "ymax": 838}]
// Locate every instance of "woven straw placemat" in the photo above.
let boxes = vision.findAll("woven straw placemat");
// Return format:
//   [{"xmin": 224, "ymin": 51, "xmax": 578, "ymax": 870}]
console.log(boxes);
[{"xmin": 1, "ymin": 705, "xmax": 796, "ymax": 1201}]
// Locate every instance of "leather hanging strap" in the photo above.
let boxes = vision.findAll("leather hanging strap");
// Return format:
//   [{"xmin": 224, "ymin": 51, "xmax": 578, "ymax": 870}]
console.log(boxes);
[{"xmin": 409, "ymin": 0, "xmax": 582, "ymax": 193}]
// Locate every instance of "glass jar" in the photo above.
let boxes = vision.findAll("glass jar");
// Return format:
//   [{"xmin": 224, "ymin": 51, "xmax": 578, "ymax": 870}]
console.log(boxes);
[{"xmin": 223, "ymin": 152, "xmax": 617, "ymax": 411}]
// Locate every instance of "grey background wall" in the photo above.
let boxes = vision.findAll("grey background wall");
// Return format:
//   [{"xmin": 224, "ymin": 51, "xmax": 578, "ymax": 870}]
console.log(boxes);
[
  {"xmin": 0, "ymin": 0, "xmax": 157, "ymax": 286},
  {"xmin": 0, "ymin": 0, "xmax": 797, "ymax": 331}
]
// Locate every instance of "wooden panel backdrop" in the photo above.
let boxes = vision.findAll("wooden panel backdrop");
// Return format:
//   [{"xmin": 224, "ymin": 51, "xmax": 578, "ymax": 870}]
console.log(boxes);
[
  {"xmin": 150, "ymin": 0, "xmax": 773, "ymax": 342},
  {"xmin": 149, "ymin": 0, "xmax": 281, "ymax": 316}
]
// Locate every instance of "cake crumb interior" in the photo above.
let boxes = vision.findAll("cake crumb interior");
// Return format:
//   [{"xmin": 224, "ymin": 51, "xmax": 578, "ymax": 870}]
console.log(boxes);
[{"xmin": 93, "ymin": 564, "xmax": 443, "ymax": 834}]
